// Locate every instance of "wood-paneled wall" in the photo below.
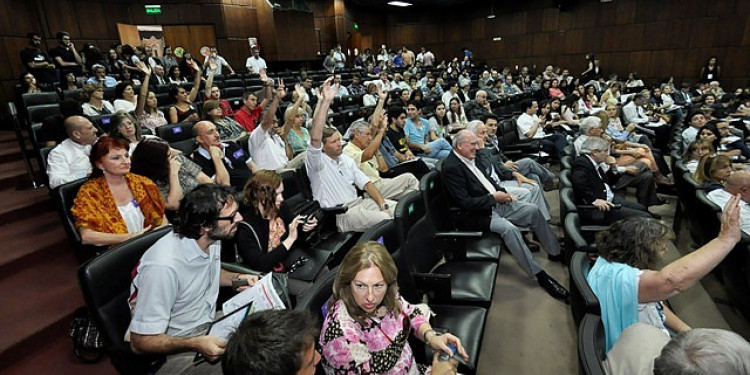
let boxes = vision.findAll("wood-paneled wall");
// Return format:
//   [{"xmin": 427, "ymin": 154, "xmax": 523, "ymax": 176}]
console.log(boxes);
[{"xmin": 376, "ymin": 0, "xmax": 749, "ymax": 89}]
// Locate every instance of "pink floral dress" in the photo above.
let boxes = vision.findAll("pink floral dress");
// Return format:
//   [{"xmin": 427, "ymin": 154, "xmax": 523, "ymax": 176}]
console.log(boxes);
[{"xmin": 320, "ymin": 295, "xmax": 431, "ymax": 374}]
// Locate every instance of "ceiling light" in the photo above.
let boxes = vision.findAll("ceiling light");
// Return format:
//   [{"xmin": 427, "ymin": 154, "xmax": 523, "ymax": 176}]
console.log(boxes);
[
  {"xmin": 388, "ymin": 1, "xmax": 412, "ymax": 6},
  {"xmin": 487, "ymin": 14, "xmax": 496, "ymax": 19}
]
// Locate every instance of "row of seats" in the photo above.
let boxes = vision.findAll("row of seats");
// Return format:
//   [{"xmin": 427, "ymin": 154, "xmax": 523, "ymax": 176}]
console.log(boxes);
[{"xmin": 72, "ymin": 165, "xmax": 506, "ymax": 373}]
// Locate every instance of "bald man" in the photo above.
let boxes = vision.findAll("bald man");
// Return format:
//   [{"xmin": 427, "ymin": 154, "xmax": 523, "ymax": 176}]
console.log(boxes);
[
  {"xmin": 708, "ymin": 170, "xmax": 750, "ymax": 235},
  {"xmin": 47, "ymin": 115, "xmax": 98, "ymax": 188},
  {"xmin": 463, "ymin": 90, "xmax": 492, "ymax": 121},
  {"xmin": 190, "ymin": 121, "xmax": 257, "ymax": 187}
]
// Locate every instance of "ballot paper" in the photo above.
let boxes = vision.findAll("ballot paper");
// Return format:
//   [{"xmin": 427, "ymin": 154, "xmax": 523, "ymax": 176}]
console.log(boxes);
[{"xmin": 222, "ymin": 273, "xmax": 286, "ymax": 315}]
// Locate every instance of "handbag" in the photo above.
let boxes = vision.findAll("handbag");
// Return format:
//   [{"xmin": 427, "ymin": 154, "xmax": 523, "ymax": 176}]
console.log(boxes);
[{"xmin": 68, "ymin": 306, "xmax": 105, "ymax": 363}]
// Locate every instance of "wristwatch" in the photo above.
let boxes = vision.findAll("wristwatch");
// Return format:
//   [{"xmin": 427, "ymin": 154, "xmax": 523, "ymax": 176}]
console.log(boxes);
[{"xmin": 380, "ymin": 203, "xmax": 389, "ymax": 211}]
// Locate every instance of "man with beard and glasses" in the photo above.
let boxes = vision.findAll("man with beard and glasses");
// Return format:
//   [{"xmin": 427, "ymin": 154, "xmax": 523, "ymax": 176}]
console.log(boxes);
[{"xmin": 127, "ymin": 184, "xmax": 259, "ymax": 374}]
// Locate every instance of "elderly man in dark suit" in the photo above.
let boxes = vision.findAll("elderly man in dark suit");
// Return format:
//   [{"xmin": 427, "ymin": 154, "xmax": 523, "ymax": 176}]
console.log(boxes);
[
  {"xmin": 441, "ymin": 129, "xmax": 569, "ymax": 301},
  {"xmin": 571, "ymin": 136, "xmax": 652, "ymax": 225}
]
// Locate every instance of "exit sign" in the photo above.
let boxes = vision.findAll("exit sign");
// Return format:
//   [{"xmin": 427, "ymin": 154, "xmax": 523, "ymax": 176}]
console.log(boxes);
[{"xmin": 145, "ymin": 5, "xmax": 162, "ymax": 15}]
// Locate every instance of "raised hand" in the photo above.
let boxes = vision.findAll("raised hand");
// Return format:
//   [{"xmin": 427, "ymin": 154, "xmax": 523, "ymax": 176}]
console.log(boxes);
[
  {"xmin": 209, "ymin": 59, "xmax": 219, "ymax": 72},
  {"xmin": 135, "ymin": 61, "xmax": 152, "ymax": 76},
  {"xmin": 319, "ymin": 76, "xmax": 338, "ymax": 102}
]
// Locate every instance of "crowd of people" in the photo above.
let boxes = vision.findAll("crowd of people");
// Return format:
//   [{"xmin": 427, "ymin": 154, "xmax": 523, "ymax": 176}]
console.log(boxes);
[{"xmin": 21, "ymin": 30, "xmax": 750, "ymax": 374}]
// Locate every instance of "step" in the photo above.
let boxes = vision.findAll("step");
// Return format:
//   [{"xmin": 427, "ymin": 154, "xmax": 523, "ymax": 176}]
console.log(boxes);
[
  {"xmin": 0, "ymin": 187, "xmax": 54, "ymax": 224},
  {"xmin": 2, "ymin": 324, "xmax": 117, "ymax": 375},
  {"xmin": 0, "ymin": 160, "xmax": 34, "ymax": 190},
  {"xmin": 0, "ymin": 211, "xmax": 69, "ymax": 276},
  {"xmin": 0, "ymin": 143, "xmax": 23, "ymax": 164},
  {"xmin": 0, "ymin": 250, "xmax": 83, "ymax": 372}
]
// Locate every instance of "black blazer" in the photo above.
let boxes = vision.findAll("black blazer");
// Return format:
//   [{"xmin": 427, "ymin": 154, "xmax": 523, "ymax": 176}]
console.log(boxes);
[
  {"xmin": 570, "ymin": 155, "xmax": 621, "ymax": 205},
  {"xmin": 441, "ymin": 152, "xmax": 505, "ymax": 231}
]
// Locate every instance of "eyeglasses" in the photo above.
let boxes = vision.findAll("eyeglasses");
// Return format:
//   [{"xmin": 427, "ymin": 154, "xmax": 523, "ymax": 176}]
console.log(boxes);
[
  {"xmin": 216, "ymin": 210, "xmax": 239, "ymax": 222},
  {"xmin": 351, "ymin": 281, "xmax": 388, "ymax": 296},
  {"xmin": 287, "ymin": 256, "xmax": 308, "ymax": 274}
]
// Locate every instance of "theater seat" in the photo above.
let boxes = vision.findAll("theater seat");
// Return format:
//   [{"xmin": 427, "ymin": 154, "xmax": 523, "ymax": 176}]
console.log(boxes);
[
  {"xmin": 395, "ymin": 191, "xmax": 497, "ymax": 308},
  {"xmin": 281, "ymin": 168, "xmax": 359, "ymax": 267},
  {"xmin": 293, "ymin": 265, "xmax": 339, "ymax": 324},
  {"xmin": 420, "ymin": 170, "xmax": 502, "ymax": 262},
  {"xmin": 578, "ymin": 314, "xmax": 606, "ymax": 375},
  {"xmin": 52, "ymin": 178, "xmax": 105, "ymax": 264},
  {"xmin": 569, "ymin": 251, "xmax": 600, "ymax": 328},
  {"xmin": 77, "ymin": 226, "xmax": 172, "ymax": 374},
  {"xmin": 156, "ymin": 122, "xmax": 194, "ymax": 143}
]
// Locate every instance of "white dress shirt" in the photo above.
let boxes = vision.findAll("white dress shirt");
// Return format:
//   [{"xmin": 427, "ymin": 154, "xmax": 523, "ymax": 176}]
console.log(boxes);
[
  {"xmin": 708, "ymin": 189, "xmax": 750, "ymax": 235},
  {"xmin": 248, "ymin": 126, "xmax": 288, "ymax": 170},
  {"xmin": 47, "ymin": 138, "xmax": 92, "ymax": 188}
]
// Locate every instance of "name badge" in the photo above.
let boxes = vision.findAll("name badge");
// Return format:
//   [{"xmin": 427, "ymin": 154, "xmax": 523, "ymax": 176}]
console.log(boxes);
[
  {"xmin": 233, "ymin": 149, "xmax": 245, "ymax": 160},
  {"xmin": 172, "ymin": 127, "xmax": 182, "ymax": 134}
]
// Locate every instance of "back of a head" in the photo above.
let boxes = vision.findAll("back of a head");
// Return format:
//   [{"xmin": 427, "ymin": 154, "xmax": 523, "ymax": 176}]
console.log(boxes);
[
  {"xmin": 222, "ymin": 309, "xmax": 319, "ymax": 375},
  {"xmin": 654, "ymin": 328, "xmax": 750, "ymax": 375}
]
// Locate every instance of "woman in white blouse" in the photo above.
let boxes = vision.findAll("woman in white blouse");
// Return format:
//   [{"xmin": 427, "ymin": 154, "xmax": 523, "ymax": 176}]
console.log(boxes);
[
  {"xmin": 113, "ymin": 82, "xmax": 137, "ymax": 113},
  {"xmin": 81, "ymin": 83, "xmax": 115, "ymax": 116}
]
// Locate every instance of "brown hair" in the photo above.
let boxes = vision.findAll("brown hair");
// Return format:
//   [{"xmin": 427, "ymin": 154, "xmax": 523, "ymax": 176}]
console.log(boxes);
[
  {"xmin": 596, "ymin": 217, "xmax": 675, "ymax": 269},
  {"xmin": 694, "ymin": 154, "xmax": 731, "ymax": 184},
  {"xmin": 89, "ymin": 136, "xmax": 130, "ymax": 178},
  {"xmin": 332, "ymin": 241, "xmax": 400, "ymax": 325},
  {"xmin": 242, "ymin": 170, "xmax": 282, "ymax": 219},
  {"xmin": 203, "ymin": 99, "xmax": 222, "ymax": 119}
]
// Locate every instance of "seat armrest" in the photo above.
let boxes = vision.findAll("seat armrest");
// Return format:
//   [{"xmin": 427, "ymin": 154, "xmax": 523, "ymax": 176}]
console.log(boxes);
[
  {"xmin": 221, "ymin": 262, "xmax": 263, "ymax": 276},
  {"xmin": 412, "ymin": 272, "xmax": 452, "ymax": 303},
  {"xmin": 321, "ymin": 205, "xmax": 348, "ymax": 215},
  {"xmin": 577, "ymin": 204, "xmax": 621, "ymax": 210},
  {"xmin": 434, "ymin": 231, "xmax": 483, "ymax": 239}
]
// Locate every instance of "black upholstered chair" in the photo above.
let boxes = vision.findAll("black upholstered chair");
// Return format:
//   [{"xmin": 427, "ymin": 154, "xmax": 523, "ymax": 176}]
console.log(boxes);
[
  {"xmin": 570, "ymin": 251, "xmax": 601, "ymax": 328},
  {"xmin": 52, "ymin": 178, "xmax": 105, "ymax": 263},
  {"xmin": 395, "ymin": 191, "xmax": 497, "ymax": 308},
  {"xmin": 169, "ymin": 139, "xmax": 198, "ymax": 156},
  {"xmin": 420, "ymin": 170, "xmax": 502, "ymax": 262},
  {"xmin": 156, "ymin": 122, "xmax": 194, "ymax": 143},
  {"xmin": 578, "ymin": 314, "xmax": 607, "ymax": 375},
  {"xmin": 281, "ymin": 168, "xmax": 359, "ymax": 266},
  {"xmin": 77, "ymin": 225, "xmax": 172, "ymax": 374},
  {"xmin": 21, "ymin": 92, "xmax": 59, "ymax": 108},
  {"xmin": 694, "ymin": 189, "xmax": 721, "ymax": 246},
  {"xmin": 293, "ymin": 265, "xmax": 339, "ymax": 324}
]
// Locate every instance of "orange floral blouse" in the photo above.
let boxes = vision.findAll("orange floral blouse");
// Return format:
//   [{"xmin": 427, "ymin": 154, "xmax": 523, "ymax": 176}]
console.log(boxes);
[{"xmin": 72, "ymin": 173, "xmax": 165, "ymax": 236}]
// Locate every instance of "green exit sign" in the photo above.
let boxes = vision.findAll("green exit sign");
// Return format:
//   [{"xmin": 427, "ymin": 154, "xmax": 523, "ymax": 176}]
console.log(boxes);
[{"xmin": 145, "ymin": 5, "xmax": 162, "ymax": 15}]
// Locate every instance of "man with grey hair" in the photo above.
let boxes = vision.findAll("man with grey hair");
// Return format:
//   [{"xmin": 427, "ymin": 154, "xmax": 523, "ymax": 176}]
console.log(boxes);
[
  {"xmin": 571, "ymin": 136, "xmax": 651, "ymax": 224},
  {"xmin": 463, "ymin": 90, "xmax": 492, "ymax": 121},
  {"xmin": 708, "ymin": 169, "xmax": 750, "ymax": 235},
  {"xmin": 573, "ymin": 115, "xmax": 662, "ymax": 209},
  {"xmin": 467, "ymin": 120, "xmax": 552, "ymax": 221},
  {"xmin": 441, "ymin": 129, "xmax": 569, "ymax": 301},
  {"xmin": 605, "ymin": 323, "xmax": 750, "ymax": 375},
  {"xmin": 343, "ymin": 116, "xmax": 418, "ymax": 201}
]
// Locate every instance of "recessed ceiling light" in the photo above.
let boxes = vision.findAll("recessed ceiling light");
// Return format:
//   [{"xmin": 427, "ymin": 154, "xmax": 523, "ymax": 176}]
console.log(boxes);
[
  {"xmin": 487, "ymin": 14, "xmax": 496, "ymax": 19},
  {"xmin": 388, "ymin": 1, "xmax": 412, "ymax": 6}
]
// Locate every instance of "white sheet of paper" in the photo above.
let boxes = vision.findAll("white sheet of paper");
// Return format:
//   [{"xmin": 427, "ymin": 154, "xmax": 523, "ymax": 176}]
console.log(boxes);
[
  {"xmin": 222, "ymin": 273, "xmax": 286, "ymax": 315},
  {"xmin": 206, "ymin": 304, "xmax": 251, "ymax": 341}
]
